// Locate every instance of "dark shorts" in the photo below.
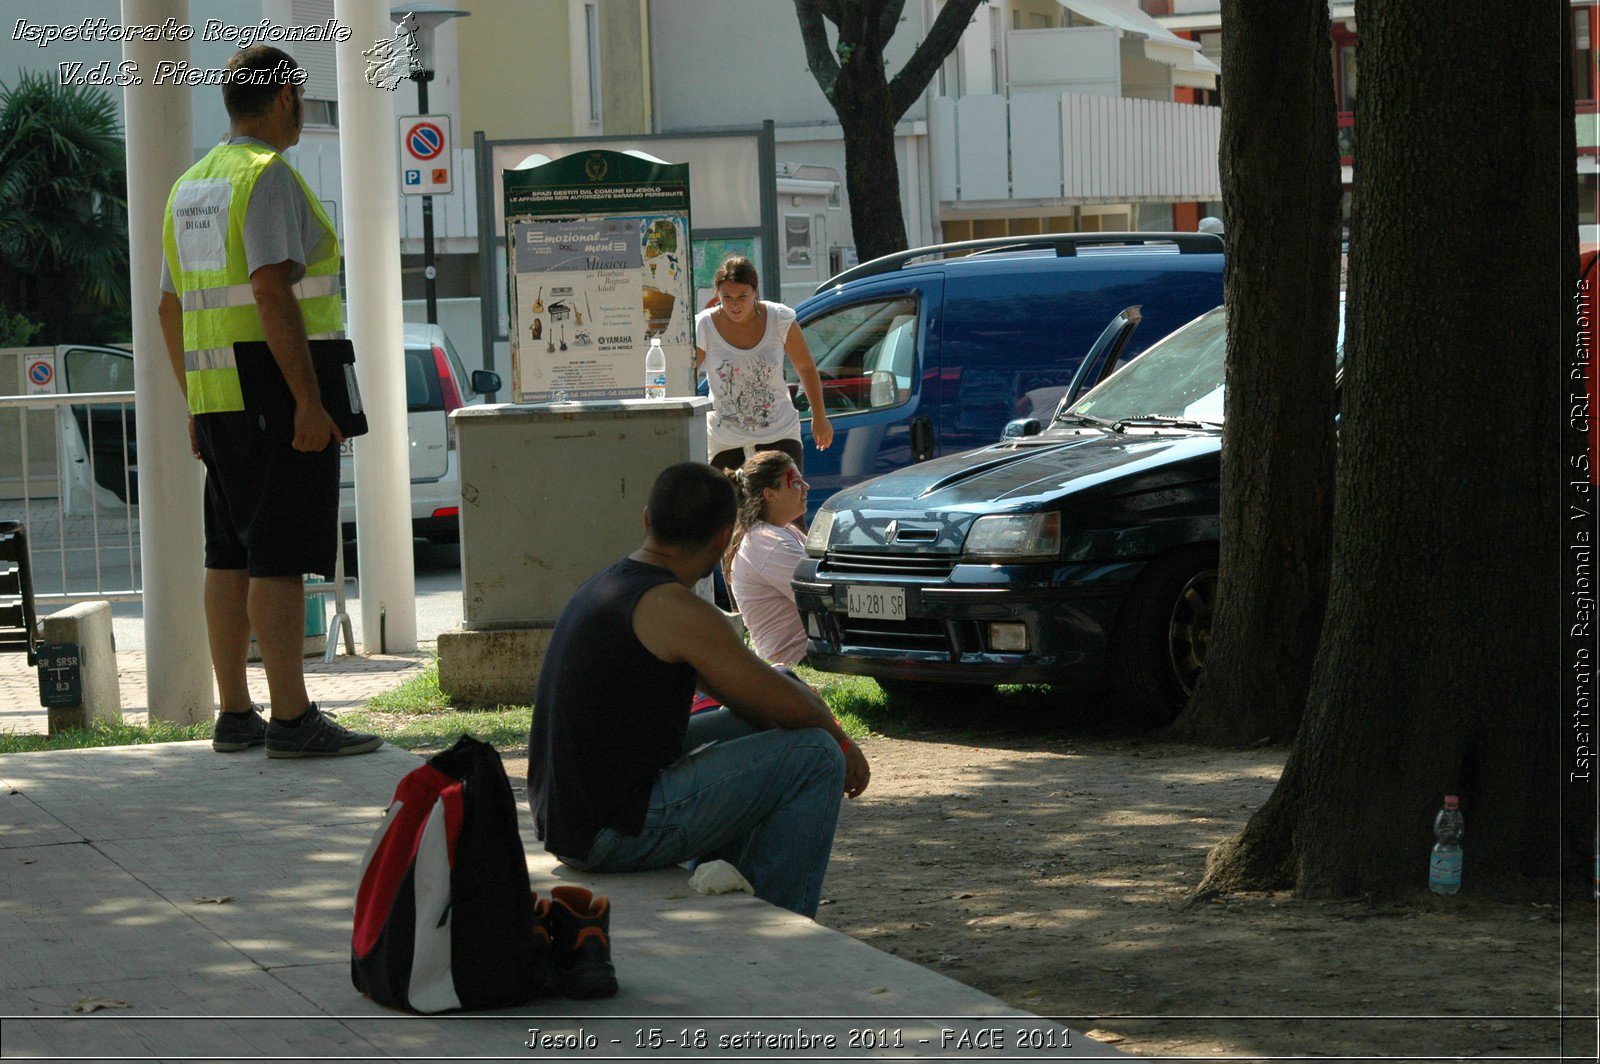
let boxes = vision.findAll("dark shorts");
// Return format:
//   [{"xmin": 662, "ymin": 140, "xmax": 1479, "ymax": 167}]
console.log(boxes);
[
  {"xmin": 709, "ymin": 437, "xmax": 804, "ymax": 474},
  {"xmin": 194, "ymin": 411, "xmax": 339, "ymax": 579}
]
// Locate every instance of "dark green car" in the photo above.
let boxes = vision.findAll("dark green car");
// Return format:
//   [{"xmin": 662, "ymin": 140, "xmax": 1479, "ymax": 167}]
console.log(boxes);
[{"xmin": 794, "ymin": 306, "xmax": 1339, "ymax": 726}]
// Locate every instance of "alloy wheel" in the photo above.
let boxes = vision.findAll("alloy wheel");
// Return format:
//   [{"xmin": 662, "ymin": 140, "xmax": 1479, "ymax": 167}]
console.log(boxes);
[{"xmin": 1167, "ymin": 568, "xmax": 1217, "ymax": 696}]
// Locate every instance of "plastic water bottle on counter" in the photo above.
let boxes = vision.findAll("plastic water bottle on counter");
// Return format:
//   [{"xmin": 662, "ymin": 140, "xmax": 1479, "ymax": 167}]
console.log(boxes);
[
  {"xmin": 1428, "ymin": 795, "xmax": 1463, "ymax": 895},
  {"xmin": 644, "ymin": 337, "xmax": 666, "ymax": 399}
]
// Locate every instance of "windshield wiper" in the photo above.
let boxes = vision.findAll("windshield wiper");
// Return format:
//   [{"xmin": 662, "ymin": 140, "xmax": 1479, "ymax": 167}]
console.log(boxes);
[
  {"xmin": 1111, "ymin": 414, "xmax": 1221, "ymax": 432},
  {"xmin": 1053, "ymin": 412, "xmax": 1116, "ymax": 430}
]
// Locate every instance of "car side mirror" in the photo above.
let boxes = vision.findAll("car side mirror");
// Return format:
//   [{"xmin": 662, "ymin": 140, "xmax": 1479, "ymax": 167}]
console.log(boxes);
[
  {"xmin": 870, "ymin": 369, "xmax": 897, "ymax": 408},
  {"xmin": 1003, "ymin": 418, "xmax": 1042, "ymax": 440},
  {"xmin": 470, "ymin": 369, "xmax": 501, "ymax": 395}
]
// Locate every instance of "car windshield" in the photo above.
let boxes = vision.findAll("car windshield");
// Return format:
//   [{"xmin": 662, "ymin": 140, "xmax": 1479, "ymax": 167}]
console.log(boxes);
[
  {"xmin": 1067, "ymin": 309, "xmax": 1227, "ymax": 424},
  {"xmin": 1065, "ymin": 305, "xmax": 1345, "ymax": 426}
]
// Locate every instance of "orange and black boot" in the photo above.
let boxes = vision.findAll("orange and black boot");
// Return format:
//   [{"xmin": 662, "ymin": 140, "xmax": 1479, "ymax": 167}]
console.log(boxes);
[
  {"xmin": 531, "ymin": 892, "xmax": 561, "ymax": 997},
  {"xmin": 547, "ymin": 886, "xmax": 619, "ymax": 999}
]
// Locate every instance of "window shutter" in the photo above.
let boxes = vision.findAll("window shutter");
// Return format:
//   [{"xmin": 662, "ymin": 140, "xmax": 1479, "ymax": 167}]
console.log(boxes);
[{"xmin": 290, "ymin": 0, "xmax": 339, "ymax": 101}]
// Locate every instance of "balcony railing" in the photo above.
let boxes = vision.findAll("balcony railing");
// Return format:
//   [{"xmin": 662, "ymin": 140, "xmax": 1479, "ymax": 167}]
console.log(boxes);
[{"xmin": 932, "ymin": 92, "xmax": 1221, "ymax": 205}]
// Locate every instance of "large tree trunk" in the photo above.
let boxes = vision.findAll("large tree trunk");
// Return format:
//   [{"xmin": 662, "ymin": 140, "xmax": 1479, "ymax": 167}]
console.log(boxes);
[
  {"xmin": 793, "ymin": 0, "xmax": 984, "ymax": 262},
  {"xmin": 835, "ymin": 63, "xmax": 910, "ymax": 263},
  {"xmin": 1168, "ymin": 0, "xmax": 1341, "ymax": 746},
  {"xmin": 1201, "ymin": 0, "xmax": 1570, "ymax": 898}
]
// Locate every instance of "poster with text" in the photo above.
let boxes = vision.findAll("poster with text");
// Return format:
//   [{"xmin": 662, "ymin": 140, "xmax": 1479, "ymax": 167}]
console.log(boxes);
[
  {"xmin": 692, "ymin": 236, "xmax": 759, "ymax": 309},
  {"xmin": 509, "ymin": 214, "xmax": 694, "ymax": 402}
]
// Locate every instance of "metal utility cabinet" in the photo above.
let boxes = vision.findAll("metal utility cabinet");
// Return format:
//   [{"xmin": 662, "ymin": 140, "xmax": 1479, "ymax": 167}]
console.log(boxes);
[{"xmin": 437, "ymin": 397, "xmax": 710, "ymax": 703}]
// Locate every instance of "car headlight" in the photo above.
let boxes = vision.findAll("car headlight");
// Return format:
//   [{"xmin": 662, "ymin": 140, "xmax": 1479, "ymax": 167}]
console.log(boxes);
[
  {"xmin": 963, "ymin": 512, "xmax": 1062, "ymax": 561},
  {"xmin": 805, "ymin": 507, "xmax": 836, "ymax": 556}
]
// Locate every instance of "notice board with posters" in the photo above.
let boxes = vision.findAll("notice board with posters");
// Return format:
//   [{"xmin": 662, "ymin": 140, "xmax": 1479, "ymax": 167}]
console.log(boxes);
[{"xmin": 503, "ymin": 151, "xmax": 693, "ymax": 402}]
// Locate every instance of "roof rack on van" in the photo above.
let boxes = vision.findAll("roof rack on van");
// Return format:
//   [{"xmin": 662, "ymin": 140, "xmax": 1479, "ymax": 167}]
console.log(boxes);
[{"xmin": 817, "ymin": 231, "xmax": 1223, "ymax": 293}]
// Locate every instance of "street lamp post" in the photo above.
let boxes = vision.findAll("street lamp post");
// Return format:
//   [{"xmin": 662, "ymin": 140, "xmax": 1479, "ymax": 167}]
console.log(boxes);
[{"xmin": 392, "ymin": 3, "xmax": 468, "ymax": 325}]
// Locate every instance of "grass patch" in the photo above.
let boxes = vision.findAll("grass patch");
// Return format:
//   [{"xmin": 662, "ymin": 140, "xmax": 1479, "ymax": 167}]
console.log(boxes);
[
  {"xmin": 365, "ymin": 663, "xmax": 451, "ymax": 714},
  {"xmin": 0, "ymin": 663, "xmax": 975, "ymax": 759},
  {"xmin": 0, "ymin": 719, "xmax": 212, "ymax": 754},
  {"xmin": 0, "ymin": 659, "xmax": 904, "ymax": 759},
  {"xmin": 355, "ymin": 660, "xmax": 890, "ymax": 749},
  {"xmin": 350, "ymin": 661, "xmax": 530, "ymax": 751},
  {"xmin": 338, "ymin": 706, "xmax": 531, "ymax": 753},
  {"xmin": 794, "ymin": 667, "xmax": 887, "ymax": 740}
]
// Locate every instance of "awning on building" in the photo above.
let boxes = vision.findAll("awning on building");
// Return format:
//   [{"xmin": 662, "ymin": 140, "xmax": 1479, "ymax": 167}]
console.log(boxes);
[{"xmin": 1055, "ymin": 0, "xmax": 1221, "ymax": 88}]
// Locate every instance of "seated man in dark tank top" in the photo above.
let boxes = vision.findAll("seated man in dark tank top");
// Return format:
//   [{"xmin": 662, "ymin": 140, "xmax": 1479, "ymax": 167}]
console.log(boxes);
[{"xmin": 527, "ymin": 462, "xmax": 870, "ymax": 918}]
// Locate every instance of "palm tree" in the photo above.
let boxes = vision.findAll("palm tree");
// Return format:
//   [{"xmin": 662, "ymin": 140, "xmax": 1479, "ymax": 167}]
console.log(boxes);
[{"xmin": 0, "ymin": 72, "xmax": 129, "ymax": 343}]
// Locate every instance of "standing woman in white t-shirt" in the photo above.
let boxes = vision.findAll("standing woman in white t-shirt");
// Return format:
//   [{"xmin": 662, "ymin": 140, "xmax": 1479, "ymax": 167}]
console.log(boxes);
[
  {"xmin": 726, "ymin": 450, "xmax": 813, "ymax": 666},
  {"xmin": 695, "ymin": 256, "xmax": 834, "ymax": 472}
]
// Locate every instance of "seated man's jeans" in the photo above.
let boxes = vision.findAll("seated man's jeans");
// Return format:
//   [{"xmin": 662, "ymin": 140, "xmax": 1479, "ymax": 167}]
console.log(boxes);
[{"xmin": 561, "ymin": 709, "xmax": 846, "ymax": 918}]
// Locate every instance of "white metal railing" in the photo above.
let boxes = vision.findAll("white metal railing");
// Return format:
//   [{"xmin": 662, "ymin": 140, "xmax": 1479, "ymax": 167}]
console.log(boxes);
[
  {"xmin": 932, "ymin": 92, "xmax": 1221, "ymax": 205},
  {"xmin": 0, "ymin": 390, "xmax": 141, "ymax": 603},
  {"xmin": 398, "ymin": 147, "xmax": 479, "ymax": 246},
  {"xmin": 0, "ymin": 392, "xmax": 344, "ymax": 626},
  {"xmin": 292, "ymin": 139, "xmax": 479, "ymax": 249}
]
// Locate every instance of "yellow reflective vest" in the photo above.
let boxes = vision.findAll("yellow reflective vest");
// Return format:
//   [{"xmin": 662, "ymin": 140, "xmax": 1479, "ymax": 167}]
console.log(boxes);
[{"xmin": 161, "ymin": 141, "xmax": 343, "ymax": 415}]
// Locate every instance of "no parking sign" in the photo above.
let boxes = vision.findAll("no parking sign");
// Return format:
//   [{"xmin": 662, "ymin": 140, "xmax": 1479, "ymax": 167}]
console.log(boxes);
[
  {"xmin": 399, "ymin": 114, "xmax": 452, "ymax": 196},
  {"xmin": 23, "ymin": 354, "xmax": 55, "ymax": 395}
]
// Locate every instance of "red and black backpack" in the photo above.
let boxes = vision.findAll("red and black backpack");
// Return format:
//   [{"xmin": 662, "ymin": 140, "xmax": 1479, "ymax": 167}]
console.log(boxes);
[{"xmin": 352, "ymin": 736, "xmax": 552, "ymax": 1012}]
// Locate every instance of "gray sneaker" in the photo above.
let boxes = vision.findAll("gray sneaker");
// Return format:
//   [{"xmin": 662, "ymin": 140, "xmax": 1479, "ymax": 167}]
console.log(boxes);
[
  {"xmin": 212, "ymin": 705, "xmax": 268, "ymax": 752},
  {"xmin": 265, "ymin": 704, "xmax": 383, "ymax": 759}
]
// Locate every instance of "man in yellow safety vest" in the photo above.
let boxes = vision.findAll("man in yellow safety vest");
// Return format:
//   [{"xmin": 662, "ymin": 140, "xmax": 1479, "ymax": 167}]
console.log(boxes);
[{"xmin": 157, "ymin": 45, "xmax": 380, "ymax": 759}]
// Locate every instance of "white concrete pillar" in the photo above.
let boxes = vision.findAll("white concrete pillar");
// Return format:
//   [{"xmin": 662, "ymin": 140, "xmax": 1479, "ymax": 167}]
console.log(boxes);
[
  {"xmin": 335, "ymin": 0, "xmax": 418, "ymax": 652},
  {"xmin": 123, "ymin": 0, "xmax": 212, "ymax": 723}
]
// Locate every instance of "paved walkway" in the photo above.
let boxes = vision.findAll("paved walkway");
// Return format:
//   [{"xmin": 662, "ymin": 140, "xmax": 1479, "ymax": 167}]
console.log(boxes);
[
  {"xmin": 0, "ymin": 742, "xmax": 1116, "ymax": 1061},
  {"xmin": 0, "ymin": 645, "xmax": 1117, "ymax": 1060},
  {"xmin": 0, "ymin": 646, "xmax": 432, "ymax": 737}
]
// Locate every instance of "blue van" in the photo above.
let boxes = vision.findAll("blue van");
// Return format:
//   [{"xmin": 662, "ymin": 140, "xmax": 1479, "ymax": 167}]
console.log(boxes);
[{"xmin": 783, "ymin": 233, "xmax": 1224, "ymax": 515}]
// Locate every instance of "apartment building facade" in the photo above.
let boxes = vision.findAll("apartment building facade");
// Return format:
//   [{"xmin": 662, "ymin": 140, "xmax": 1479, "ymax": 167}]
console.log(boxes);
[
  {"xmin": 647, "ymin": 0, "xmax": 1226, "ymax": 304},
  {"xmin": 1145, "ymin": 1, "xmax": 1599, "ymax": 235},
  {"xmin": 930, "ymin": 0, "xmax": 1222, "ymax": 242}
]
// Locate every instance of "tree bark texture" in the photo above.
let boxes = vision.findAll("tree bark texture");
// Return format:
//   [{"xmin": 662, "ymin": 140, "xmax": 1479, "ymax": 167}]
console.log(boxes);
[
  {"xmin": 1168, "ymin": 0, "xmax": 1341, "ymax": 746},
  {"xmin": 836, "ymin": 54, "xmax": 910, "ymax": 263},
  {"xmin": 1202, "ymin": 1, "xmax": 1570, "ymax": 898},
  {"xmin": 793, "ymin": 0, "xmax": 984, "ymax": 261}
]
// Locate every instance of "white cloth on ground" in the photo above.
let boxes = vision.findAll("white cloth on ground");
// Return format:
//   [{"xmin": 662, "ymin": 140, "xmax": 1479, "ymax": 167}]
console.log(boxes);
[{"xmin": 688, "ymin": 860, "xmax": 756, "ymax": 896}]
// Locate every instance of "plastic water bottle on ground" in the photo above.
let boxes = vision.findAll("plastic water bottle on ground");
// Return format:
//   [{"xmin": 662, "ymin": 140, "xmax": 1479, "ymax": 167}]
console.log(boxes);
[
  {"xmin": 644, "ymin": 337, "xmax": 666, "ymax": 399},
  {"xmin": 1428, "ymin": 795, "xmax": 1463, "ymax": 895}
]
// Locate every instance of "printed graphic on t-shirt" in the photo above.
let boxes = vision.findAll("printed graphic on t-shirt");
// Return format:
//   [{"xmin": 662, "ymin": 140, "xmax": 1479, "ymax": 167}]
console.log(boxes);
[
  {"xmin": 714, "ymin": 356, "xmax": 783, "ymax": 430},
  {"xmin": 172, "ymin": 179, "xmax": 231, "ymax": 272}
]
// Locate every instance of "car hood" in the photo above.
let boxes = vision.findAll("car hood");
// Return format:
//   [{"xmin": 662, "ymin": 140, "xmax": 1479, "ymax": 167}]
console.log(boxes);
[{"xmin": 821, "ymin": 428, "xmax": 1219, "ymax": 551}]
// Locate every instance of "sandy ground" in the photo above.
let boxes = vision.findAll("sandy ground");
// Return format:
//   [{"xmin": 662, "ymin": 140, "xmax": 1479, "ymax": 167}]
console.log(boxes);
[
  {"xmin": 502, "ymin": 714, "xmax": 1596, "ymax": 1061},
  {"xmin": 813, "ymin": 729, "xmax": 1590, "ymax": 1060}
]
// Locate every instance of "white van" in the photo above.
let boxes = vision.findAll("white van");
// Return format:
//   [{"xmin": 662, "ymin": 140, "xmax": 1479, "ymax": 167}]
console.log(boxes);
[{"xmin": 339, "ymin": 323, "xmax": 498, "ymax": 543}]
